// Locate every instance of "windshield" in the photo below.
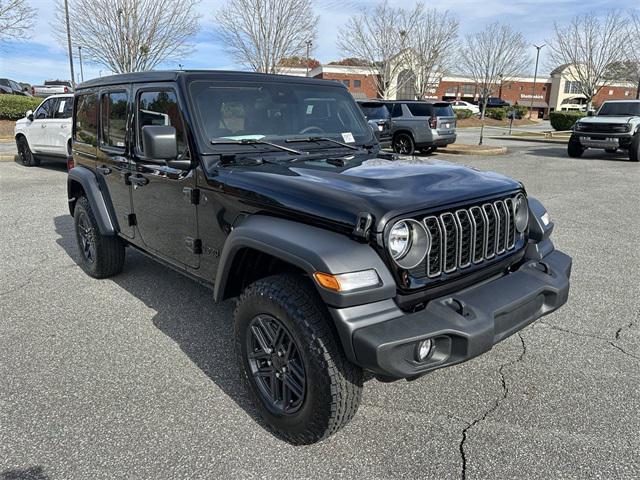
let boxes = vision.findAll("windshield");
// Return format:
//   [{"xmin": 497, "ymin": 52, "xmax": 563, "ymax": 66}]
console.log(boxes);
[
  {"xmin": 597, "ymin": 102, "xmax": 640, "ymax": 116},
  {"xmin": 359, "ymin": 103, "xmax": 389, "ymax": 120},
  {"xmin": 188, "ymin": 80, "xmax": 373, "ymax": 151}
]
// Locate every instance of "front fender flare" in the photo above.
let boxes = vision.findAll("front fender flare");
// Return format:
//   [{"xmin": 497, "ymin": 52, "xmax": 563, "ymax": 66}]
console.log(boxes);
[
  {"xmin": 214, "ymin": 215, "xmax": 396, "ymax": 309},
  {"xmin": 67, "ymin": 166, "xmax": 116, "ymax": 235}
]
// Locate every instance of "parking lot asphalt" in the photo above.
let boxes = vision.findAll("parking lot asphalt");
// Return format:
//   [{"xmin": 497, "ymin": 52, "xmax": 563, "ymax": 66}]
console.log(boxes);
[{"xmin": 1, "ymin": 145, "xmax": 638, "ymax": 480}]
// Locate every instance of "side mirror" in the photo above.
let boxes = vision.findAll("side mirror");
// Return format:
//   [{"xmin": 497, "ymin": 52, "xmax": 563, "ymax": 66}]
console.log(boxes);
[
  {"xmin": 26, "ymin": 110, "xmax": 33, "ymax": 121},
  {"xmin": 142, "ymin": 125, "xmax": 179, "ymax": 160}
]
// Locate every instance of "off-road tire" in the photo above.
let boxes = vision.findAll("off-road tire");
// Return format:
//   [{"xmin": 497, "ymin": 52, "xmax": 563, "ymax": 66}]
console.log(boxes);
[
  {"xmin": 73, "ymin": 196, "xmax": 125, "ymax": 278},
  {"xmin": 393, "ymin": 132, "xmax": 415, "ymax": 155},
  {"xmin": 628, "ymin": 133, "xmax": 640, "ymax": 162},
  {"xmin": 567, "ymin": 135, "xmax": 584, "ymax": 158},
  {"xmin": 17, "ymin": 137, "xmax": 40, "ymax": 166},
  {"xmin": 235, "ymin": 274, "xmax": 363, "ymax": 445}
]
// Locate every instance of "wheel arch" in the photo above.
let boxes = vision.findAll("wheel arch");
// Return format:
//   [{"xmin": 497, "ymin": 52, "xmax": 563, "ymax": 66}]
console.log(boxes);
[
  {"xmin": 67, "ymin": 166, "xmax": 117, "ymax": 235},
  {"xmin": 214, "ymin": 215, "xmax": 396, "ymax": 309}
]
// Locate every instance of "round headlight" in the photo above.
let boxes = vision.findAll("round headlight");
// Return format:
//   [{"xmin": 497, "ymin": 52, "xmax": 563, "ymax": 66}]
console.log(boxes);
[
  {"xmin": 388, "ymin": 219, "xmax": 429, "ymax": 269},
  {"xmin": 513, "ymin": 193, "xmax": 529, "ymax": 233}
]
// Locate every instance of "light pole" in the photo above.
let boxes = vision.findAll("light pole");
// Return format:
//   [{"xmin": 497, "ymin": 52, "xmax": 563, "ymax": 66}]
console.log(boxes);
[
  {"xmin": 78, "ymin": 45, "xmax": 84, "ymax": 82},
  {"xmin": 64, "ymin": 0, "xmax": 75, "ymax": 87},
  {"xmin": 529, "ymin": 44, "xmax": 545, "ymax": 119},
  {"xmin": 305, "ymin": 40, "xmax": 313, "ymax": 77}
]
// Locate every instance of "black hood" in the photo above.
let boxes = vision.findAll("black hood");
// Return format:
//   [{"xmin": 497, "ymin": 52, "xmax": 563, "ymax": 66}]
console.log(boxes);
[{"xmin": 217, "ymin": 157, "xmax": 522, "ymax": 232}]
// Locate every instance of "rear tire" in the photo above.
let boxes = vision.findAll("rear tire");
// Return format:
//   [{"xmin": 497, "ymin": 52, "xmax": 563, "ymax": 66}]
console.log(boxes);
[
  {"xmin": 73, "ymin": 196, "xmax": 125, "ymax": 278},
  {"xmin": 567, "ymin": 135, "xmax": 584, "ymax": 158},
  {"xmin": 235, "ymin": 274, "xmax": 363, "ymax": 445},
  {"xmin": 393, "ymin": 132, "xmax": 415, "ymax": 155},
  {"xmin": 628, "ymin": 133, "xmax": 640, "ymax": 162}
]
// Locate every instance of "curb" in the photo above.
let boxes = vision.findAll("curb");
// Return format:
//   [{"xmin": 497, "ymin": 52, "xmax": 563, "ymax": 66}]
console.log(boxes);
[
  {"xmin": 0, "ymin": 154, "xmax": 17, "ymax": 162},
  {"xmin": 487, "ymin": 136, "xmax": 568, "ymax": 145},
  {"xmin": 437, "ymin": 144, "xmax": 507, "ymax": 156}
]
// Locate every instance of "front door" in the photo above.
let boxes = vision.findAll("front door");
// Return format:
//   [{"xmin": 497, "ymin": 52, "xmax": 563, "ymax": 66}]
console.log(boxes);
[
  {"xmin": 96, "ymin": 88, "xmax": 135, "ymax": 238},
  {"xmin": 29, "ymin": 97, "xmax": 57, "ymax": 153},
  {"xmin": 130, "ymin": 85, "xmax": 199, "ymax": 269},
  {"xmin": 48, "ymin": 96, "xmax": 73, "ymax": 155}
]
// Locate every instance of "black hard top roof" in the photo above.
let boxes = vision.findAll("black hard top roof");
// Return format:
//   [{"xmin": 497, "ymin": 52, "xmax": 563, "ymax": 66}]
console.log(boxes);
[{"xmin": 76, "ymin": 70, "xmax": 343, "ymax": 90}]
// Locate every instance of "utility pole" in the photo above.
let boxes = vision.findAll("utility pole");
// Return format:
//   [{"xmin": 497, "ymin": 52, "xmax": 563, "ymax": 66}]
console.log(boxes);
[
  {"xmin": 78, "ymin": 45, "xmax": 84, "ymax": 82},
  {"xmin": 64, "ymin": 0, "xmax": 75, "ymax": 87},
  {"xmin": 305, "ymin": 40, "xmax": 313, "ymax": 77},
  {"xmin": 529, "ymin": 44, "xmax": 545, "ymax": 119}
]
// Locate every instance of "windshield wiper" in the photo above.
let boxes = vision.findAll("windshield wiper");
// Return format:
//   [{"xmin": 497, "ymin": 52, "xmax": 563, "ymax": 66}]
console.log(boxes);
[
  {"xmin": 285, "ymin": 136, "xmax": 361, "ymax": 151},
  {"xmin": 211, "ymin": 138, "xmax": 303, "ymax": 155}
]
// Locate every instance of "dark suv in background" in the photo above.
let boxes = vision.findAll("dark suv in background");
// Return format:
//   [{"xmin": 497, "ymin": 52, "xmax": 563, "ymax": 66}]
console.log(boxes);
[
  {"xmin": 357, "ymin": 100, "xmax": 392, "ymax": 148},
  {"xmin": 383, "ymin": 100, "xmax": 457, "ymax": 155},
  {"xmin": 66, "ymin": 70, "xmax": 571, "ymax": 445}
]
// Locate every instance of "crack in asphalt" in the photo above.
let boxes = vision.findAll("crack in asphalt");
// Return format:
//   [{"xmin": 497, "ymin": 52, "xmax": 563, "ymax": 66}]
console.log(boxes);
[
  {"xmin": 459, "ymin": 333, "xmax": 526, "ymax": 480},
  {"xmin": 539, "ymin": 319, "xmax": 609, "ymax": 341},
  {"xmin": 608, "ymin": 341, "xmax": 640, "ymax": 361}
]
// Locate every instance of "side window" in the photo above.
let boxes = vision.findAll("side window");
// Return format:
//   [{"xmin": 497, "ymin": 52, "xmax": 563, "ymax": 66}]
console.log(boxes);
[
  {"xmin": 101, "ymin": 91, "xmax": 128, "ymax": 149},
  {"xmin": 54, "ymin": 98, "xmax": 74, "ymax": 119},
  {"xmin": 74, "ymin": 94, "xmax": 98, "ymax": 146},
  {"xmin": 137, "ymin": 90, "xmax": 187, "ymax": 156},
  {"xmin": 388, "ymin": 103, "xmax": 403, "ymax": 118},
  {"xmin": 406, "ymin": 103, "xmax": 432, "ymax": 117},
  {"xmin": 35, "ymin": 99, "xmax": 55, "ymax": 120}
]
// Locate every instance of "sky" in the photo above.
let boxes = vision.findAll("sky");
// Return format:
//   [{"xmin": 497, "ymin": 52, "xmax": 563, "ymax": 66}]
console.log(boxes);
[{"xmin": 0, "ymin": 0, "xmax": 629, "ymax": 86}]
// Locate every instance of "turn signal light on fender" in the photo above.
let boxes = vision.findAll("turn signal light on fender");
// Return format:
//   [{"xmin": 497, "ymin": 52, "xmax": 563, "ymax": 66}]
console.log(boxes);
[{"xmin": 313, "ymin": 269, "xmax": 380, "ymax": 292}]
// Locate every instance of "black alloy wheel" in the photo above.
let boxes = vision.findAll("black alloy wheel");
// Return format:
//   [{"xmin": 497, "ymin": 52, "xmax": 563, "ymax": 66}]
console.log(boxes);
[
  {"xmin": 246, "ymin": 314, "xmax": 306, "ymax": 415},
  {"xmin": 393, "ymin": 133, "xmax": 415, "ymax": 155},
  {"xmin": 76, "ymin": 210, "xmax": 96, "ymax": 264}
]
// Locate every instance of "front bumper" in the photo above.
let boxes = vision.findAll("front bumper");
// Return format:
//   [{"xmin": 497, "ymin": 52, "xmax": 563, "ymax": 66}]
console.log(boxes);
[
  {"xmin": 576, "ymin": 132, "xmax": 632, "ymax": 149},
  {"xmin": 330, "ymin": 249, "xmax": 571, "ymax": 379}
]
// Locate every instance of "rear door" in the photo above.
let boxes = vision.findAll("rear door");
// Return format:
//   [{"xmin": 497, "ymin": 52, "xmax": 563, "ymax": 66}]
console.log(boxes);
[
  {"xmin": 96, "ymin": 87, "xmax": 135, "ymax": 239},
  {"xmin": 130, "ymin": 84, "xmax": 199, "ymax": 268}
]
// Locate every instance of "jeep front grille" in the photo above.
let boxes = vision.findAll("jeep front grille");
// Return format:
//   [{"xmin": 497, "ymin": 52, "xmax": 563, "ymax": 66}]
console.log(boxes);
[{"xmin": 412, "ymin": 196, "xmax": 521, "ymax": 279}]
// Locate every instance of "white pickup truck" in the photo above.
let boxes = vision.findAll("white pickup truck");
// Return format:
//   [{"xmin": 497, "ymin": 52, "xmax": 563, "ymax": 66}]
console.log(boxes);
[
  {"xmin": 31, "ymin": 81, "xmax": 74, "ymax": 98},
  {"xmin": 14, "ymin": 94, "xmax": 74, "ymax": 166}
]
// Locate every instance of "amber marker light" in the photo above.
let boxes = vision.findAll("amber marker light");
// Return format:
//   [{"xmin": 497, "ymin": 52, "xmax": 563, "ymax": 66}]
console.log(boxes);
[{"xmin": 313, "ymin": 270, "xmax": 381, "ymax": 292}]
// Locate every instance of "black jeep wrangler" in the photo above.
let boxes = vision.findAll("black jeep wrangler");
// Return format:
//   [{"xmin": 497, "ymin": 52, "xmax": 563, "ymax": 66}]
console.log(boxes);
[{"xmin": 67, "ymin": 71, "xmax": 571, "ymax": 444}]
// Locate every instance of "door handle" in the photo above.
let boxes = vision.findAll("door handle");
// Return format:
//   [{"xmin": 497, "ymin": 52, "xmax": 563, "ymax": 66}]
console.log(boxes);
[
  {"xmin": 97, "ymin": 165, "xmax": 112, "ymax": 175},
  {"xmin": 61, "ymin": 124, "xmax": 67, "ymax": 128},
  {"xmin": 41, "ymin": 124, "xmax": 46, "ymax": 128}
]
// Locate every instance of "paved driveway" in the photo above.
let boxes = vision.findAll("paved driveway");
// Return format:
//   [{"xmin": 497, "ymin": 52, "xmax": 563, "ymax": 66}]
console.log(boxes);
[{"xmin": 0, "ymin": 145, "xmax": 638, "ymax": 480}]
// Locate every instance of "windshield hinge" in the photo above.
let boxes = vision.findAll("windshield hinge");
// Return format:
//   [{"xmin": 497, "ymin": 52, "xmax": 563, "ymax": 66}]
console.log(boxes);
[
  {"xmin": 183, "ymin": 187, "xmax": 200, "ymax": 205},
  {"xmin": 353, "ymin": 212, "xmax": 373, "ymax": 239}
]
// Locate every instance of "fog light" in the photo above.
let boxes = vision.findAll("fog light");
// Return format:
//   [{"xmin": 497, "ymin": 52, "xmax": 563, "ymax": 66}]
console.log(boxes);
[{"xmin": 416, "ymin": 339, "xmax": 433, "ymax": 361}]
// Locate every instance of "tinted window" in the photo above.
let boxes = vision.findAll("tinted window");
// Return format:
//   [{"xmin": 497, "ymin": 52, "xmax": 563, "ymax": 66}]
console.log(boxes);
[
  {"xmin": 74, "ymin": 94, "xmax": 98, "ymax": 145},
  {"xmin": 54, "ymin": 97, "xmax": 74, "ymax": 119},
  {"xmin": 433, "ymin": 105, "xmax": 454, "ymax": 117},
  {"xmin": 138, "ymin": 90, "xmax": 187, "ymax": 155},
  {"xmin": 598, "ymin": 102, "xmax": 640, "ymax": 116},
  {"xmin": 35, "ymin": 98, "xmax": 55, "ymax": 119},
  {"xmin": 359, "ymin": 103, "xmax": 389, "ymax": 120},
  {"xmin": 188, "ymin": 81, "xmax": 372, "ymax": 145},
  {"xmin": 406, "ymin": 103, "xmax": 433, "ymax": 117},
  {"xmin": 386, "ymin": 103, "xmax": 403, "ymax": 118},
  {"xmin": 0, "ymin": 79, "xmax": 9, "ymax": 87},
  {"xmin": 101, "ymin": 92, "xmax": 128, "ymax": 148}
]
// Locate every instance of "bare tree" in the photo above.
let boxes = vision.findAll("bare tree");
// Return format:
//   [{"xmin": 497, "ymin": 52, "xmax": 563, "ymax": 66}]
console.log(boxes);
[
  {"xmin": 0, "ymin": 0, "xmax": 35, "ymax": 43},
  {"xmin": 459, "ymin": 22, "xmax": 529, "ymax": 144},
  {"xmin": 622, "ymin": 12, "xmax": 640, "ymax": 99},
  {"xmin": 547, "ymin": 11, "xmax": 628, "ymax": 110},
  {"xmin": 216, "ymin": 0, "xmax": 318, "ymax": 74},
  {"xmin": 53, "ymin": 0, "xmax": 200, "ymax": 74},
  {"xmin": 410, "ymin": 8, "xmax": 459, "ymax": 100},
  {"xmin": 337, "ymin": 1, "xmax": 420, "ymax": 99}
]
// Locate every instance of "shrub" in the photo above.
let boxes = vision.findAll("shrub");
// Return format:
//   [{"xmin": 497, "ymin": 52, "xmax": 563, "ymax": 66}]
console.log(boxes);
[
  {"xmin": 549, "ymin": 111, "xmax": 586, "ymax": 131},
  {"xmin": 485, "ymin": 107, "xmax": 507, "ymax": 120},
  {"xmin": 0, "ymin": 95, "xmax": 42, "ymax": 121},
  {"xmin": 455, "ymin": 109, "xmax": 474, "ymax": 119},
  {"xmin": 512, "ymin": 105, "xmax": 529, "ymax": 118}
]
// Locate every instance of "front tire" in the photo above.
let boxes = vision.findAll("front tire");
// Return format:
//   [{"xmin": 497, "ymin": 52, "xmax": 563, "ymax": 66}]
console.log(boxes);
[
  {"xmin": 393, "ymin": 132, "xmax": 415, "ymax": 155},
  {"xmin": 567, "ymin": 135, "xmax": 584, "ymax": 158},
  {"xmin": 17, "ymin": 137, "xmax": 39, "ymax": 166},
  {"xmin": 628, "ymin": 133, "xmax": 640, "ymax": 162},
  {"xmin": 235, "ymin": 274, "xmax": 363, "ymax": 444},
  {"xmin": 73, "ymin": 196, "xmax": 125, "ymax": 278}
]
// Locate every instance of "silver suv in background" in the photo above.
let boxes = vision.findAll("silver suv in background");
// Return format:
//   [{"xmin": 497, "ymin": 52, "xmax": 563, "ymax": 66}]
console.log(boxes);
[{"xmin": 383, "ymin": 100, "xmax": 457, "ymax": 155}]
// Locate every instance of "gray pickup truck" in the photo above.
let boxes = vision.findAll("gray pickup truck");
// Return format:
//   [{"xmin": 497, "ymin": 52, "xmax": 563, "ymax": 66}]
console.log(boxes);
[{"xmin": 569, "ymin": 100, "xmax": 640, "ymax": 161}]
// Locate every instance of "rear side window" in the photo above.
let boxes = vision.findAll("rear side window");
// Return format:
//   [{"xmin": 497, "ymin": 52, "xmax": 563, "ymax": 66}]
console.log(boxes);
[
  {"xmin": 74, "ymin": 94, "xmax": 98, "ymax": 146},
  {"xmin": 54, "ymin": 97, "xmax": 73, "ymax": 119},
  {"xmin": 406, "ymin": 103, "xmax": 433, "ymax": 117},
  {"xmin": 137, "ymin": 90, "xmax": 187, "ymax": 155},
  {"xmin": 101, "ymin": 91, "xmax": 128, "ymax": 149}
]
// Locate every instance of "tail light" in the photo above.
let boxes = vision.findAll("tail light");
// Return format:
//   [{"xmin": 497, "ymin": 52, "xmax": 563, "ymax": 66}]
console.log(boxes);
[
  {"xmin": 429, "ymin": 116, "xmax": 437, "ymax": 129},
  {"xmin": 67, "ymin": 155, "xmax": 74, "ymax": 171},
  {"xmin": 64, "ymin": 86, "xmax": 69, "ymax": 93}
]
